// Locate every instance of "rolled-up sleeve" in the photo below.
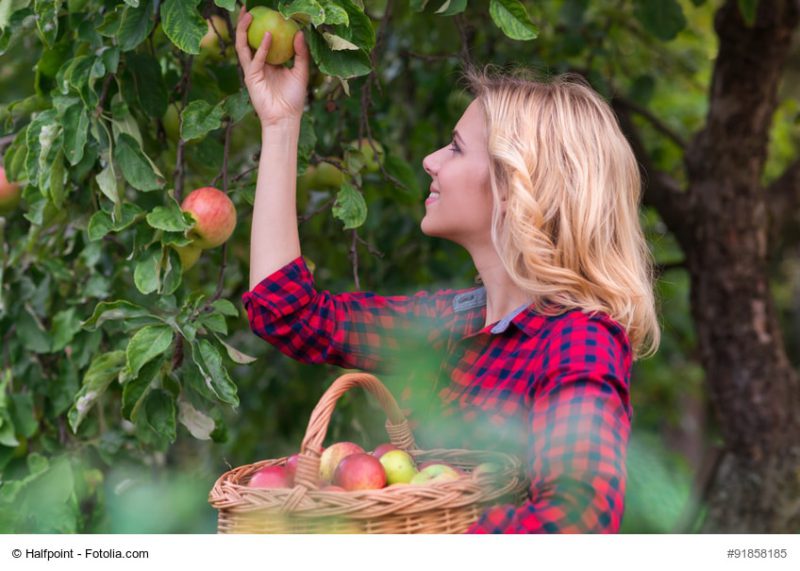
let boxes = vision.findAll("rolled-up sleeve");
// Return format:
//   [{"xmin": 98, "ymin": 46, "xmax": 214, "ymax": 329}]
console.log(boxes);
[
  {"xmin": 467, "ymin": 314, "xmax": 633, "ymax": 533},
  {"xmin": 242, "ymin": 255, "xmax": 460, "ymax": 374}
]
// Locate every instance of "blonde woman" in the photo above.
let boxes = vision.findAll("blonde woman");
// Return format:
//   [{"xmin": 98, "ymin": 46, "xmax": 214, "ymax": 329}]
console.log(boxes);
[{"xmin": 236, "ymin": 6, "xmax": 660, "ymax": 533}]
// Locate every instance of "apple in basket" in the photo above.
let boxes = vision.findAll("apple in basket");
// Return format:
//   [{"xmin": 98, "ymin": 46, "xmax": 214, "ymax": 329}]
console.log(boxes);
[
  {"xmin": 319, "ymin": 441, "xmax": 365, "ymax": 482},
  {"xmin": 371, "ymin": 442, "xmax": 399, "ymax": 458},
  {"xmin": 418, "ymin": 460, "xmax": 467, "ymax": 475},
  {"xmin": 248, "ymin": 465, "xmax": 291, "ymax": 488},
  {"xmin": 320, "ymin": 484, "xmax": 346, "ymax": 492},
  {"xmin": 410, "ymin": 464, "xmax": 461, "ymax": 485},
  {"xmin": 472, "ymin": 462, "xmax": 501, "ymax": 478},
  {"xmin": 378, "ymin": 450, "xmax": 418, "ymax": 485},
  {"xmin": 285, "ymin": 453, "xmax": 300, "ymax": 484},
  {"xmin": 333, "ymin": 453, "xmax": 387, "ymax": 491}
]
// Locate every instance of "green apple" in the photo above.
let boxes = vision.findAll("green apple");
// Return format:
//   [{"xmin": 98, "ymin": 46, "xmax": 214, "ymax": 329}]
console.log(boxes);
[
  {"xmin": 378, "ymin": 450, "xmax": 418, "ymax": 485},
  {"xmin": 173, "ymin": 243, "xmax": 202, "ymax": 271},
  {"xmin": 409, "ymin": 463, "xmax": 460, "ymax": 485},
  {"xmin": 314, "ymin": 161, "xmax": 345, "ymax": 188},
  {"xmin": 297, "ymin": 164, "xmax": 317, "ymax": 193},
  {"xmin": 162, "ymin": 103, "xmax": 180, "ymax": 143},
  {"xmin": 350, "ymin": 138, "xmax": 385, "ymax": 173},
  {"xmin": 199, "ymin": 15, "xmax": 231, "ymax": 61},
  {"xmin": 246, "ymin": 6, "xmax": 300, "ymax": 66}
]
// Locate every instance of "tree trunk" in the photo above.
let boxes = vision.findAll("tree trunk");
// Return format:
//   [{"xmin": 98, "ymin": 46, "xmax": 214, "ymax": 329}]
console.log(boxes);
[{"xmin": 679, "ymin": 0, "xmax": 800, "ymax": 532}]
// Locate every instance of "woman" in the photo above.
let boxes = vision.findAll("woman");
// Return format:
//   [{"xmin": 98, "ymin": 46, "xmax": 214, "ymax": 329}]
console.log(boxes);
[{"xmin": 235, "ymin": 7, "xmax": 661, "ymax": 533}]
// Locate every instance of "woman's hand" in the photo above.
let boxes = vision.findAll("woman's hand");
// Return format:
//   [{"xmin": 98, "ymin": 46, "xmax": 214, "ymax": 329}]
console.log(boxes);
[{"xmin": 235, "ymin": 6, "xmax": 310, "ymax": 127}]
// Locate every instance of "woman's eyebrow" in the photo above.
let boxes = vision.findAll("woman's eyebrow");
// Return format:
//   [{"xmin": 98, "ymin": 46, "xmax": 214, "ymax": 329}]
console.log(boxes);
[{"xmin": 452, "ymin": 129, "xmax": 465, "ymax": 146}]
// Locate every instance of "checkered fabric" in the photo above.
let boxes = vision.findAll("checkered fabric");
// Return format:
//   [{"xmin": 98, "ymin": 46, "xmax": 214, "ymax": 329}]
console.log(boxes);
[{"xmin": 242, "ymin": 256, "xmax": 633, "ymax": 533}]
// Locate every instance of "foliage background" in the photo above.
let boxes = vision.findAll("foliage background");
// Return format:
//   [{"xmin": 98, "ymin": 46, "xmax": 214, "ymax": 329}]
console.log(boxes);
[{"xmin": 0, "ymin": 0, "xmax": 797, "ymax": 533}]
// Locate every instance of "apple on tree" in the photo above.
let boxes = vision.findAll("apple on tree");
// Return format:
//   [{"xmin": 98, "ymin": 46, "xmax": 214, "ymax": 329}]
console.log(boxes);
[
  {"xmin": 246, "ymin": 6, "xmax": 301, "ymax": 66},
  {"xmin": 199, "ymin": 15, "xmax": 231, "ymax": 61},
  {"xmin": 180, "ymin": 187, "xmax": 237, "ymax": 249},
  {"xmin": 349, "ymin": 139, "xmax": 385, "ymax": 173},
  {"xmin": 313, "ymin": 161, "xmax": 346, "ymax": 189},
  {"xmin": 0, "ymin": 166, "xmax": 21, "ymax": 214},
  {"xmin": 162, "ymin": 103, "xmax": 181, "ymax": 143},
  {"xmin": 173, "ymin": 243, "xmax": 202, "ymax": 271}
]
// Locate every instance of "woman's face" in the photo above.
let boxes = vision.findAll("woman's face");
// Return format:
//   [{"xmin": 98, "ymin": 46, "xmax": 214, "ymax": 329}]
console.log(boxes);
[{"xmin": 421, "ymin": 99, "xmax": 496, "ymax": 249}]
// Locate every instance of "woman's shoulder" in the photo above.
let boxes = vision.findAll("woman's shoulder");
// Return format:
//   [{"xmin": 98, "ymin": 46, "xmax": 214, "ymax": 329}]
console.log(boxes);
[{"xmin": 533, "ymin": 304, "xmax": 632, "ymax": 363}]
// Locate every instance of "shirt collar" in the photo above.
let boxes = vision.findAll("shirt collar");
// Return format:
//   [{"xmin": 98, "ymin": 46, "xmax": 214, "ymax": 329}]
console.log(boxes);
[{"xmin": 452, "ymin": 286, "xmax": 544, "ymax": 336}]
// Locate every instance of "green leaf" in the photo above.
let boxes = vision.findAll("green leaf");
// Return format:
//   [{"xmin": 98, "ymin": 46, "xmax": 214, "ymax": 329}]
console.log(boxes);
[
  {"xmin": 117, "ymin": 0, "xmax": 157, "ymax": 52},
  {"xmin": 181, "ymin": 99, "xmax": 225, "ymax": 141},
  {"xmin": 143, "ymin": 389, "xmax": 176, "ymax": 443},
  {"xmin": 61, "ymin": 102, "xmax": 89, "ymax": 166},
  {"xmin": 146, "ymin": 203, "xmax": 193, "ymax": 232},
  {"xmin": 488, "ymin": 0, "xmax": 538, "ymax": 41},
  {"xmin": 319, "ymin": 0, "xmax": 348, "ymax": 25},
  {"xmin": 211, "ymin": 299, "xmax": 238, "ymax": 317},
  {"xmin": 189, "ymin": 339, "xmax": 238, "ymax": 406},
  {"xmin": 121, "ymin": 355, "xmax": 163, "ymax": 422},
  {"xmin": 160, "ymin": 0, "xmax": 206, "ymax": 55},
  {"xmin": 125, "ymin": 325, "xmax": 174, "ymax": 377},
  {"xmin": 305, "ymin": 26, "xmax": 371, "ymax": 79},
  {"xmin": 125, "ymin": 52, "xmax": 168, "ymax": 119},
  {"xmin": 67, "ymin": 351, "xmax": 126, "ymax": 432},
  {"xmin": 160, "ymin": 247, "xmax": 182, "ymax": 295},
  {"xmin": 633, "ymin": 0, "xmax": 686, "ymax": 42},
  {"xmin": 82, "ymin": 300, "xmax": 158, "ymax": 331},
  {"xmin": 87, "ymin": 202, "xmax": 143, "ymax": 241},
  {"xmin": 280, "ymin": 0, "xmax": 325, "ymax": 26},
  {"xmin": 133, "ymin": 248, "xmax": 162, "ymax": 295},
  {"xmin": 34, "ymin": 0, "xmax": 60, "ymax": 49},
  {"xmin": 114, "ymin": 132, "xmax": 164, "ymax": 191},
  {"xmin": 9, "ymin": 393, "xmax": 37, "ymax": 438},
  {"xmin": 95, "ymin": 161, "xmax": 122, "ymax": 205},
  {"xmin": 51, "ymin": 307, "xmax": 82, "ymax": 352},
  {"xmin": 332, "ymin": 182, "xmax": 367, "ymax": 230},
  {"xmin": 198, "ymin": 312, "xmax": 227, "ymax": 335},
  {"xmin": 17, "ymin": 307, "xmax": 51, "ymax": 353},
  {"xmin": 215, "ymin": 336, "xmax": 257, "ymax": 365},
  {"xmin": 435, "ymin": 0, "xmax": 467, "ymax": 16},
  {"xmin": 221, "ymin": 89, "xmax": 252, "ymax": 124}
]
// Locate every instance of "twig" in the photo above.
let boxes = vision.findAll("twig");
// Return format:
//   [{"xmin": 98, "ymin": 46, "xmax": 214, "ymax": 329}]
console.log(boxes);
[
  {"xmin": 350, "ymin": 229, "xmax": 360, "ymax": 290},
  {"xmin": 172, "ymin": 54, "xmax": 194, "ymax": 202},
  {"xmin": 298, "ymin": 195, "xmax": 336, "ymax": 224}
]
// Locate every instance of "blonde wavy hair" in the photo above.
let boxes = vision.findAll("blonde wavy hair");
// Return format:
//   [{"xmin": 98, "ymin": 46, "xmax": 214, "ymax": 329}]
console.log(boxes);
[{"xmin": 460, "ymin": 64, "xmax": 661, "ymax": 360}]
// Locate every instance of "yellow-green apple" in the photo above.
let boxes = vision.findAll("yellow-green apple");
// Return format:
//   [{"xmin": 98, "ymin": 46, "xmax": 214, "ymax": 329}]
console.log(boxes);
[
  {"xmin": 173, "ymin": 243, "xmax": 202, "ymax": 270},
  {"xmin": 162, "ymin": 103, "xmax": 180, "ymax": 142},
  {"xmin": 472, "ymin": 462, "xmax": 501, "ymax": 478},
  {"xmin": 350, "ymin": 139, "xmax": 384, "ymax": 173},
  {"xmin": 0, "ymin": 166, "xmax": 22, "ymax": 214},
  {"xmin": 371, "ymin": 443, "xmax": 399, "ymax": 458},
  {"xmin": 313, "ymin": 161, "xmax": 345, "ymax": 189},
  {"xmin": 378, "ymin": 450, "xmax": 418, "ymax": 485},
  {"xmin": 180, "ymin": 187, "xmax": 237, "ymax": 249},
  {"xmin": 248, "ymin": 465, "xmax": 291, "ymax": 488},
  {"xmin": 419, "ymin": 460, "xmax": 466, "ymax": 475},
  {"xmin": 296, "ymin": 164, "xmax": 317, "ymax": 193},
  {"xmin": 199, "ymin": 15, "xmax": 231, "ymax": 61},
  {"xmin": 333, "ymin": 453, "xmax": 387, "ymax": 491},
  {"xmin": 246, "ymin": 6, "xmax": 300, "ymax": 66},
  {"xmin": 410, "ymin": 463, "xmax": 461, "ymax": 485},
  {"xmin": 319, "ymin": 441, "xmax": 365, "ymax": 483}
]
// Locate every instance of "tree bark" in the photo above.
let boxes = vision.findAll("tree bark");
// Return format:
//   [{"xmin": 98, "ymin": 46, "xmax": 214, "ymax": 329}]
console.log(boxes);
[{"xmin": 680, "ymin": 0, "xmax": 800, "ymax": 532}]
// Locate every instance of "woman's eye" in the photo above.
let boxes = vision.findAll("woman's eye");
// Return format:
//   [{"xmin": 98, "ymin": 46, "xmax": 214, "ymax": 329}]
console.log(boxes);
[{"xmin": 448, "ymin": 143, "xmax": 459, "ymax": 153}]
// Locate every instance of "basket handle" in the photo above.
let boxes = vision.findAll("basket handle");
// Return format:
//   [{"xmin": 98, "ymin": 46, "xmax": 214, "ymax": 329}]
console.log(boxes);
[{"xmin": 291, "ymin": 372, "xmax": 418, "ymax": 492}]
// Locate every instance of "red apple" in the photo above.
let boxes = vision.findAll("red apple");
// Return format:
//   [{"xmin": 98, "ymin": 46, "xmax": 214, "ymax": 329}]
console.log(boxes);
[
  {"xmin": 248, "ymin": 465, "xmax": 291, "ymax": 488},
  {"xmin": 371, "ymin": 443, "xmax": 399, "ymax": 458},
  {"xmin": 285, "ymin": 453, "xmax": 300, "ymax": 484},
  {"xmin": 0, "ymin": 166, "xmax": 21, "ymax": 214},
  {"xmin": 318, "ymin": 441, "xmax": 365, "ymax": 483},
  {"xmin": 333, "ymin": 453, "xmax": 387, "ymax": 491},
  {"xmin": 180, "ymin": 187, "xmax": 237, "ymax": 249}
]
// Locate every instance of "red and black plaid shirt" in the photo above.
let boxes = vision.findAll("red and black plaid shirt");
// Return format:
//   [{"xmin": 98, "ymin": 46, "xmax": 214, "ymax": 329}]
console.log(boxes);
[{"xmin": 242, "ymin": 255, "xmax": 634, "ymax": 533}]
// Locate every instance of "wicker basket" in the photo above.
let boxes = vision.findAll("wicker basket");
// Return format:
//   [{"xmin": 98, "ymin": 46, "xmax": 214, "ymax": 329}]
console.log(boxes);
[{"xmin": 209, "ymin": 372, "xmax": 528, "ymax": 533}]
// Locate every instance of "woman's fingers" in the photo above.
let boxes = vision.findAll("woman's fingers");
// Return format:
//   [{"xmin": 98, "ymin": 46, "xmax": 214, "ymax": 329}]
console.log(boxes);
[
  {"xmin": 251, "ymin": 30, "xmax": 272, "ymax": 71},
  {"xmin": 234, "ymin": 9, "xmax": 253, "ymax": 68},
  {"xmin": 293, "ymin": 31, "xmax": 309, "ymax": 81}
]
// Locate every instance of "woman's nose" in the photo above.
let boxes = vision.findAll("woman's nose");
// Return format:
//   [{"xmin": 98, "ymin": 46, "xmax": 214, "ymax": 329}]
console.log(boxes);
[{"xmin": 422, "ymin": 151, "xmax": 437, "ymax": 178}]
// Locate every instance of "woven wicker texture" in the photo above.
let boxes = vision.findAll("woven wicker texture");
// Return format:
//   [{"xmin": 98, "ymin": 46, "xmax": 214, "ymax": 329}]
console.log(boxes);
[{"xmin": 209, "ymin": 372, "xmax": 528, "ymax": 533}]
